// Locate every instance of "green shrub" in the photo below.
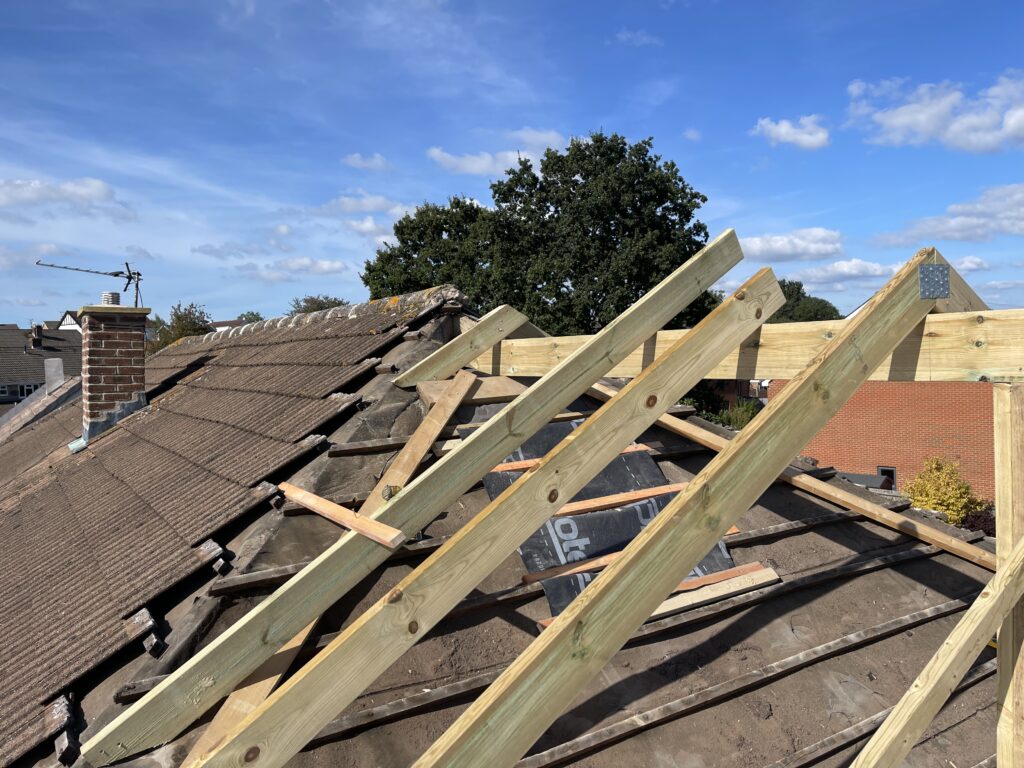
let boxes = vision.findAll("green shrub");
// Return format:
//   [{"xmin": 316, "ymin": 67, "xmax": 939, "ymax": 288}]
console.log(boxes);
[
  {"xmin": 711, "ymin": 399, "xmax": 762, "ymax": 430},
  {"xmin": 904, "ymin": 457, "xmax": 988, "ymax": 526}
]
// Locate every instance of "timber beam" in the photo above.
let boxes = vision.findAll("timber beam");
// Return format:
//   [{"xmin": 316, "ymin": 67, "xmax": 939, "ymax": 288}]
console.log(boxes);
[
  {"xmin": 413, "ymin": 248, "xmax": 947, "ymax": 768},
  {"xmin": 473, "ymin": 308, "xmax": 1024, "ymax": 382},
  {"xmin": 185, "ymin": 268, "xmax": 784, "ymax": 768},
  {"xmin": 81, "ymin": 229, "xmax": 744, "ymax": 766}
]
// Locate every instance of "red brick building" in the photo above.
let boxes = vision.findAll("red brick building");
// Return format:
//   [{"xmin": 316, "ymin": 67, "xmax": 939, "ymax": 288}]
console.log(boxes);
[{"xmin": 767, "ymin": 379, "xmax": 995, "ymax": 500}]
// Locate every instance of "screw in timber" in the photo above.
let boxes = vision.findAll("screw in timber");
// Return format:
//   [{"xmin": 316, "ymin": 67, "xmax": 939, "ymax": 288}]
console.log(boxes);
[
  {"xmin": 735, "ymin": 290, "xmax": 746, "ymax": 300},
  {"xmin": 244, "ymin": 747, "xmax": 261, "ymax": 763},
  {"xmin": 386, "ymin": 588, "xmax": 403, "ymax": 603},
  {"xmin": 548, "ymin": 489, "xmax": 559, "ymax": 503},
  {"xmin": 975, "ymin": 340, "xmax": 984, "ymax": 348},
  {"xmin": 645, "ymin": 394, "xmax": 658, "ymax": 408}
]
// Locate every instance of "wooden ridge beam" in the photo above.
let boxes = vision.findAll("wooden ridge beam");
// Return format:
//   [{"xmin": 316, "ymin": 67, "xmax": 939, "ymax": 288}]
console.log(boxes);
[
  {"xmin": 394, "ymin": 304, "xmax": 528, "ymax": 387},
  {"xmin": 81, "ymin": 229, "xmax": 744, "ymax": 766},
  {"xmin": 516, "ymin": 596, "xmax": 977, "ymax": 768},
  {"xmin": 995, "ymin": 383, "xmax": 1024, "ymax": 766},
  {"xmin": 853, "ymin": 531, "xmax": 1024, "ymax": 766},
  {"xmin": 474, "ymin": 308, "xmax": 1024, "ymax": 382},
  {"xmin": 587, "ymin": 387, "xmax": 997, "ymax": 572},
  {"xmin": 187, "ymin": 268, "xmax": 781, "ymax": 768},
  {"xmin": 415, "ymin": 249, "xmax": 947, "ymax": 768}
]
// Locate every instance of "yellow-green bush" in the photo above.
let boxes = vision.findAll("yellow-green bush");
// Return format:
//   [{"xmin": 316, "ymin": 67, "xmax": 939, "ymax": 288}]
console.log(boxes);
[{"xmin": 904, "ymin": 457, "xmax": 988, "ymax": 526}]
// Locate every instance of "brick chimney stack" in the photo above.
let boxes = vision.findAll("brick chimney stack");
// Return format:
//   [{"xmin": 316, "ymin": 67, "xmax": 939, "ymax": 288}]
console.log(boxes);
[{"xmin": 77, "ymin": 300, "xmax": 150, "ymax": 445}]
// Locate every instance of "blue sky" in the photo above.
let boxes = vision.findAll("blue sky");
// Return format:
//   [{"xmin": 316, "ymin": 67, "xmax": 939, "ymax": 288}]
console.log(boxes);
[{"xmin": 1, "ymin": 1, "xmax": 1023, "ymax": 323}]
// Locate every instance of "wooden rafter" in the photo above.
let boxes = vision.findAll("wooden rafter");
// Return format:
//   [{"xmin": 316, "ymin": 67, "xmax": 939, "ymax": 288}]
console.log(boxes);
[
  {"xmin": 413, "ymin": 248, "xmax": 946, "ymax": 768},
  {"xmin": 185, "ymin": 268, "xmax": 782, "ymax": 768},
  {"xmin": 81, "ymin": 229, "xmax": 744, "ymax": 766}
]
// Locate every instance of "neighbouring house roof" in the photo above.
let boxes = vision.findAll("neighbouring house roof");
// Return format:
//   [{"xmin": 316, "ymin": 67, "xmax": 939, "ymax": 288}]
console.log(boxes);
[
  {"xmin": 0, "ymin": 284, "xmax": 1000, "ymax": 768},
  {"xmin": 0, "ymin": 328, "xmax": 82, "ymax": 383},
  {"xmin": 0, "ymin": 286, "xmax": 462, "ymax": 766}
]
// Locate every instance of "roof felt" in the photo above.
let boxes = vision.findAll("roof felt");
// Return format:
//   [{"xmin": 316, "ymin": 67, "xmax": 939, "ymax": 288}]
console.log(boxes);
[
  {"xmin": 0, "ymin": 288, "xmax": 456, "ymax": 767},
  {"xmin": 0, "ymin": 328, "xmax": 81, "ymax": 382}
]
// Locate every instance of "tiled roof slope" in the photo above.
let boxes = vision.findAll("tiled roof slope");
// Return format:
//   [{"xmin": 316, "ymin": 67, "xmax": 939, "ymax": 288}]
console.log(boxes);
[
  {"xmin": 0, "ymin": 286, "xmax": 458, "ymax": 767},
  {"xmin": 0, "ymin": 328, "xmax": 82, "ymax": 382}
]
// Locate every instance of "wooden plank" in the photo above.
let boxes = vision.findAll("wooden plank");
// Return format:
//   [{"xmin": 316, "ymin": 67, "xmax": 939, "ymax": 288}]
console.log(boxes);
[
  {"xmin": 416, "ymin": 375, "xmax": 525, "ymax": 408},
  {"xmin": 186, "ymin": 267, "xmax": 780, "ymax": 768},
  {"xmin": 853, "ymin": 532, "xmax": 1024, "ymax": 766},
  {"xmin": 363, "ymin": 369, "xmax": 477, "ymax": 515},
  {"xmin": 474, "ymin": 308, "xmax": 1024, "ymax": 382},
  {"xmin": 81, "ymin": 229, "xmax": 744, "ymax": 766},
  {"xmin": 587, "ymin": 385, "xmax": 998, "ymax": 572},
  {"xmin": 524, "ymin": 531, "xmax": 739, "ymax": 584},
  {"xmin": 490, "ymin": 443, "xmax": 652, "ymax": 474},
  {"xmin": 995, "ymin": 383, "xmax": 1024, "ymax": 766},
  {"xmin": 394, "ymin": 304, "xmax": 528, "ymax": 387},
  {"xmin": 278, "ymin": 482, "xmax": 405, "ymax": 549},
  {"xmin": 763, "ymin": 659, "xmax": 996, "ymax": 768},
  {"xmin": 517, "ymin": 597, "xmax": 975, "ymax": 768},
  {"xmin": 534, "ymin": 563, "xmax": 768, "ymax": 625},
  {"xmin": 934, "ymin": 253, "xmax": 990, "ymax": 314},
  {"xmin": 179, "ymin": 621, "xmax": 317, "ymax": 768},
  {"xmin": 415, "ymin": 249, "xmax": 946, "ymax": 768}
]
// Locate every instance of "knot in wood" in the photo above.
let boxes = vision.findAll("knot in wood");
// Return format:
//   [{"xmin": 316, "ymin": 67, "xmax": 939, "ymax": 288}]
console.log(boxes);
[
  {"xmin": 408, "ymin": 620, "xmax": 419, "ymax": 634},
  {"xmin": 547, "ymin": 489, "xmax": 559, "ymax": 503},
  {"xmin": 244, "ymin": 746, "xmax": 261, "ymax": 763},
  {"xmin": 645, "ymin": 394, "xmax": 658, "ymax": 408},
  {"xmin": 735, "ymin": 290, "xmax": 746, "ymax": 300},
  {"xmin": 386, "ymin": 588, "xmax": 403, "ymax": 604},
  {"xmin": 755, "ymin": 308, "xmax": 763, "ymax": 319},
  {"xmin": 975, "ymin": 339, "xmax": 984, "ymax": 348},
  {"xmin": 977, "ymin": 315, "xmax": 985, "ymax": 324}
]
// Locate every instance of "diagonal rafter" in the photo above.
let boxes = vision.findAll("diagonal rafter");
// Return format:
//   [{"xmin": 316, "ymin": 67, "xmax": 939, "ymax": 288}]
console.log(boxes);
[
  {"xmin": 190, "ymin": 268, "xmax": 785, "ymax": 768},
  {"xmin": 413, "ymin": 248, "xmax": 950, "ymax": 768},
  {"xmin": 81, "ymin": 229, "xmax": 743, "ymax": 765}
]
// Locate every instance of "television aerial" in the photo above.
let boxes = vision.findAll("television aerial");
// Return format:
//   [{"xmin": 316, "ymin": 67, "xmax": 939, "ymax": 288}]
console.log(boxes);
[{"xmin": 35, "ymin": 260, "xmax": 143, "ymax": 307}]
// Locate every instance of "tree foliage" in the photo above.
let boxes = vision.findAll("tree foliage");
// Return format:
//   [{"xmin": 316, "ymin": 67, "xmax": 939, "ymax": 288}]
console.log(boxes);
[
  {"xmin": 362, "ymin": 132, "xmax": 714, "ymax": 334},
  {"xmin": 288, "ymin": 294, "xmax": 350, "ymax": 315},
  {"xmin": 904, "ymin": 457, "xmax": 988, "ymax": 526},
  {"xmin": 237, "ymin": 310, "xmax": 264, "ymax": 323},
  {"xmin": 767, "ymin": 279, "xmax": 843, "ymax": 324},
  {"xmin": 147, "ymin": 302, "xmax": 213, "ymax": 354}
]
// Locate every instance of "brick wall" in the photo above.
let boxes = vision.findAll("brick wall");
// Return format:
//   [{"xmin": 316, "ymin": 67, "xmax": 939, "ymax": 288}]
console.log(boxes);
[
  {"xmin": 766, "ymin": 379, "xmax": 995, "ymax": 499},
  {"xmin": 80, "ymin": 307, "xmax": 149, "ymax": 441}
]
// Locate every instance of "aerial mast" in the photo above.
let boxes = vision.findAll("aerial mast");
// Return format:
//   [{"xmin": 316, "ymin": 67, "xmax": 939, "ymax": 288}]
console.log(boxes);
[{"xmin": 34, "ymin": 260, "xmax": 143, "ymax": 307}]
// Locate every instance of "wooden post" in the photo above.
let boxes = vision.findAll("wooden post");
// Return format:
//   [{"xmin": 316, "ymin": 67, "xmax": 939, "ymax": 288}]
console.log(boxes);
[
  {"xmin": 997, "ymin": 383, "xmax": 1024, "ymax": 767},
  {"xmin": 394, "ymin": 304, "xmax": 528, "ymax": 387},
  {"xmin": 412, "ymin": 249, "xmax": 945, "ymax": 768},
  {"xmin": 81, "ymin": 230, "xmax": 743, "ymax": 766},
  {"xmin": 185, "ymin": 269, "xmax": 783, "ymax": 768},
  {"xmin": 852, "ymin": 533, "xmax": 1024, "ymax": 767}
]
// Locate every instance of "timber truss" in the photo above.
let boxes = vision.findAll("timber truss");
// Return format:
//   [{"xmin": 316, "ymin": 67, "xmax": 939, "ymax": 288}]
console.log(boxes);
[{"xmin": 81, "ymin": 230, "xmax": 1024, "ymax": 768}]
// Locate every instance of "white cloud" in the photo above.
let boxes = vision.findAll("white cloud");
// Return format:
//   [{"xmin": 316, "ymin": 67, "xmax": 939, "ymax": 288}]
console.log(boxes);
[
  {"xmin": 428, "ymin": 127, "xmax": 567, "ymax": 176},
  {"xmin": 273, "ymin": 223, "xmax": 291, "ymax": 237},
  {"xmin": 750, "ymin": 115, "xmax": 830, "ymax": 150},
  {"xmin": 0, "ymin": 296, "xmax": 46, "ymax": 306},
  {"xmin": 615, "ymin": 29, "xmax": 662, "ymax": 47},
  {"xmin": 343, "ymin": 152, "xmax": 390, "ymax": 171},
  {"xmin": 877, "ymin": 183, "xmax": 1024, "ymax": 245},
  {"xmin": 682, "ymin": 128, "xmax": 701, "ymax": 142},
  {"xmin": 788, "ymin": 258, "xmax": 898, "ymax": 290},
  {"xmin": 191, "ymin": 241, "xmax": 268, "ymax": 260},
  {"xmin": 847, "ymin": 71, "xmax": 1024, "ymax": 152},
  {"xmin": 953, "ymin": 255, "xmax": 989, "ymax": 273},
  {"xmin": 310, "ymin": 189, "xmax": 406, "ymax": 217},
  {"xmin": 344, "ymin": 215, "xmax": 392, "ymax": 238},
  {"xmin": 0, "ymin": 242, "xmax": 71, "ymax": 270},
  {"xmin": 740, "ymin": 228, "xmax": 843, "ymax": 261},
  {"xmin": 0, "ymin": 177, "xmax": 133, "ymax": 222},
  {"xmin": 427, "ymin": 146, "xmax": 524, "ymax": 176},
  {"xmin": 236, "ymin": 256, "xmax": 351, "ymax": 284}
]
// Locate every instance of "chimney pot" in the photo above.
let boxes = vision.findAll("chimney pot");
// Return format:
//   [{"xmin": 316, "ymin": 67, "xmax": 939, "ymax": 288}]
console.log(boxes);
[
  {"xmin": 31, "ymin": 324, "xmax": 43, "ymax": 348},
  {"xmin": 76, "ymin": 304, "xmax": 150, "ymax": 445},
  {"xmin": 101, "ymin": 291, "xmax": 120, "ymax": 306}
]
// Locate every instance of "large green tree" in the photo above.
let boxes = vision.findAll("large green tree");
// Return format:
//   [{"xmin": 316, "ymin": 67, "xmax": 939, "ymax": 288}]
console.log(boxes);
[
  {"xmin": 287, "ymin": 295, "xmax": 350, "ymax": 315},
  {"xmin": 147, "ymin": 302, "xmax": 213, "ymax": 354},
  {"xmin": 362, "ymin": 132, "xmax": 713, "ymax": 334},
  {"xmin": 767, "ymin": 279, "xmax": 843, "ymax": 323}
]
